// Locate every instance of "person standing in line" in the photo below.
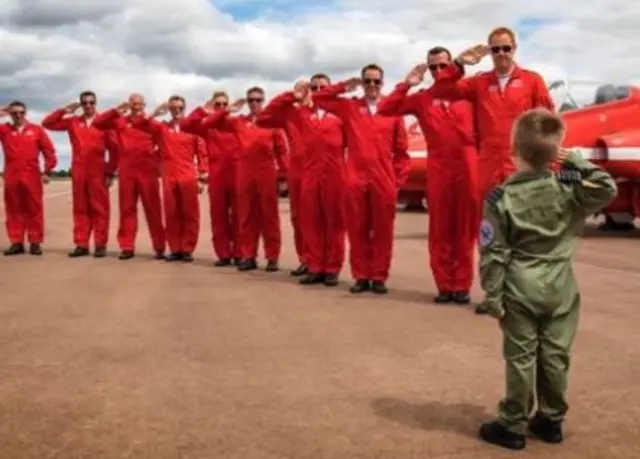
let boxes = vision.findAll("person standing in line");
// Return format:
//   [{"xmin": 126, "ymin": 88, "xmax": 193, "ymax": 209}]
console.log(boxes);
[
  {"xmin": 476, "ymin": 109, "xmax": 616, "ymax": 450},
  {"xmin": 42, "ymin": 91, "xmax": 119, "ymax": 258},
  {"xmin": 377, "ymin": 44, "xmax": 485, "ymax": 304},
  {"xmin": 94, "ymin": 93, "xmax": 166, "ymax": 260},
  {"xmin": 311, "ymin": 65, "xmax": 410, "ymax": 294},
  {"xmin": 179, "ymin": 91, "xmax": 242, "ymax": 267},
  {"xmin": 0, "ymin": 101, "xmax": 57, "ymax": 255},
  {"xmin": 257, "ymin": 74, "xmax": 347, "ymax": 286},
  {"xmin": 132, "ymin": 96, "xmax": 208, "ymax": 262},
  {"xmin": 199, "ymin": 87, "xmax": 289, "ymax": 273}
]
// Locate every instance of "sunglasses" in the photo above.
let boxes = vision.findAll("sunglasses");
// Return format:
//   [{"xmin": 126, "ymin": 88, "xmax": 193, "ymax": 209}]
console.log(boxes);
[
  {"xmin": 363, "ymin": 78, "xmax": 382, "ymax": 86},
  {"xmin": 214, "ymin": 102, "xmax": 228, "ymax": 108},
  {"xmin": 81, "ymin": 100, "xmax": 96, "ymax": 106},
  {"xmin": 247, "ymin": 98, "xmax": 263, "ymax": 103},
  {"xmin": 428, "ymin": 63, "xmax": 448, "ymax": 71},
  {"xmin": 491, "ymin": 45, "xmax": 513, "ymax": 54},
  {"xmin": 11, "ymin": 110, "xmax": 25, "ymax": 115},
  {"xmin": 310, "ymin": 85, "xmax": 327, "ymax": 92},
  {"xmin": 172, "ymin": 105, "xmax": 185, "ymax": 111}
]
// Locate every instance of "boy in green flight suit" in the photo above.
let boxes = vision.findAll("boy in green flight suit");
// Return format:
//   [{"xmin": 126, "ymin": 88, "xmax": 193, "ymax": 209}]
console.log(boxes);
[{"xmin": 476, "ymin": 108, "xmax": 617, "ymax": 450}]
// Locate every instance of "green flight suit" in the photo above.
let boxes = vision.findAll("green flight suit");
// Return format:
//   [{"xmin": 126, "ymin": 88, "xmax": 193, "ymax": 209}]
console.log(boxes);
[{"xmin": 478, "ymin": 149, "xmax": 617, "ymax": 435}]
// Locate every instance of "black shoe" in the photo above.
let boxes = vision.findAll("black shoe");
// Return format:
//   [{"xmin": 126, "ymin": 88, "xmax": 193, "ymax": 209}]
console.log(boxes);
[
  {"xmin": 299, "ymin": 273, "xmax": 325, "ymax": 285},
  {"xmin": 475, "ymin": 303, "xmax": 489, "ymax": 315},
  {"xmin": 68, "ymin": 246, "xmax": 89, "ymax": 258},
  {"xmin": 29, "ymin": 243, "xmax": 43, "ymax": 255},
  {"xmin": 165, "ymin": 252, "xmax": 183, "ymax": 262},
  {"xmin": 214, "ymin": 258, "xmax": 232, "ymax": 267},
  {"xmin": 94, "ymin": 247, "xmax": 107, "ymax": 258},
  {"xmin": 232, "ymin": 257, "xmax": 241, "ymax": 266},
  {"xmin": 182, "ymin": 253, "xmax": 194, "ymax": 262},
  {"xmin": 119, "ymin": 250, "xmax": 135, "ymax": 260},
  {"xmin": 290, "ymin": 264, "xmax": 307, "ymax": 276},
  {"xmin": 237, "ymin": 259, "xmax": 258, "ymax": 271},
  {"xmin": 323, "ymin": 273, "xmax": 339, "ymax": 287},
  {"xmin": 371, "ymin": 281, "xmax": 388, "ymax": 294},
  {"xmin": 453, "ymin": 291, "xmax": 471, "ymax": 304},
  {"xmin": 528, "ymin": 413, "xmax": 564, "ymax": 444},
  {"xmin": 479, "ymin": 420, "xmax": 526, "ymax": 450},
  {"xmin": 435, "ymin": 292, "xmax": 453, "ymax": 303},
  {"xmin": 265, "ymin": 260, "xmax": 279, "ymax": 272},
  {"xmin": 3, "ymin": 243, "xmax": 25, "ymax": 256},
  {"xmin": 349, "ymin": 279, "xmax": 370, "ymax": 293},
  {"xmin": 154, "ymin": 251, "xmax": 165, "ymax": 260}
]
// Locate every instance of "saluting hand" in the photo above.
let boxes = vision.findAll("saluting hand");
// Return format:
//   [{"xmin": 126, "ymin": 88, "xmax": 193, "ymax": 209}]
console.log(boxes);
[
  {"xmin": 228, "ymin": 99, "xmax": 245, "ymax": 113},
  {"xmin": 344, "ymin": 77, "xmax": 362, "ymax": 92},
  {"xmin": 152, "ymin": 102, "xmax": 169, "ymax": 117},
  {"xmin": 64, "ymin": 102, "xmax": 81, "ymax": 114},
  {"xmin": 116, "ymin": 101, "xmax": 130, "ymax": 115},
  {"xmin": 405, "ymin": 64, "xmax": 428, "ymax": 86},
  {"xmin": 0, "ymin": 106, "xmax": 9, "ymax": 117},
  {"xmin": 457, "ymin": 44, "xmax": 489, "ymax": 65}
]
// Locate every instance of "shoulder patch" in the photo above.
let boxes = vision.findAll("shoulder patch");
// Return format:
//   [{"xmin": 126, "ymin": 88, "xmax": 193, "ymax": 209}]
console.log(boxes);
[
  {"xmin": 485, "ymin": 186, "xmax": 504, "ymax": 205},
  {"xmin": 479, "ymin": 219, "xmax": 495, "ymax": 247},
  {"xmin": 555, "ymin": 167, "xmax": 582, "ymax": 184}
]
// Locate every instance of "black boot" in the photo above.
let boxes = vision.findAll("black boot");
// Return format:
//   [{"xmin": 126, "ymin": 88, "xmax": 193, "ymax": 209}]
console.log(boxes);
[
  {"xmin": 290, "ymin": 264, "xmax": 307, "ymax": 276},
  {"xmin": 479, "ymin": 420, "xmax": 526, "ymax": 450},
  {"xmin": 475, "ymin": 303, "xmax": 489, "ymax": 315},
  {"xmin": 265, "ymin": 260, "xmax": 279, "ymax": 272},
  {"xmin": 165, "ymin": 252, "xmax": 183, "ymax": 262},
  {"xmin": 232, "ymin": 257, "xmax": 241, "ymax": 266},
  {"xmin": 299, "ymin": 273, "xmax": 325, "ymax": 285},
  {"xmin": 182, "ymin": 253, "xmax": 194, "ymax": 262},
  {"xmin": 453, "ymin": 291, "xmax": 470, "ymax": 304},
  {"xmin": 68, "ymin": 246, "xmax": 89, "ymax": 258},
  {"xmin": 237, "ymin": 259, "xmax": 257, "ymax": 271},
  {"xmin": 154, "ymin": 251, "xmax": 165, "ymax": 260},
  {"xmin": 214, "ymin": 258, "xmax": 232, "ymax": 267},
  {"xmin": 323, "ymin": 273, "xmax": 339, "ymax": 287},
  {"xmin": 29, "ymin": 243, "xmax": 43, "ymax": 255},
  {"xmin": 349, "ymin": 279, "xmax": 370, "ymax": 293},
  {"xmin": 528, "ymin": 413, "xmax": 564, "ymax": 443},
  {"xmin": 119, "ymin": 250, "xmax": 135, "ymax": 260},
  {"xmin": 94, "ymin": 246, "xmax": 107, "ymax": 258},
  {"xmin": 434, "ymin": 292, "xmax": 453, "ymax": 304},
  {"xmin": 3, "ymin": 243, "xmax": 25, "ymax": 256},
  {"xmin": 371, "ymin": 281, "xmax": 388, "ymax": 294}
]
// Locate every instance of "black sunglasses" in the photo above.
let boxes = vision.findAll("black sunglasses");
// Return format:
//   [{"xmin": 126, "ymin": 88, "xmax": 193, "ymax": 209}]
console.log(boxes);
[
  {"xmin": 310, "ymin": 85, "xmax": 327, "ymax": 92},
  {"xmin": 81, "ymin": 100, "xmax": 96, "ymax": 106},
  {"xmin": 11, "ymin": 110, "xmax": 26, "ymax": 115},
  {"xmin": 491, "ymin": 45, "xmax": 513, "ymax": 54},
  {"xmin": 363, "ymin": 78, "xmax": 382, "ymax": 86},
  {"xmin": 214, "ymin": 102, "xmax": 228, "ymax": 108},
  {"xmin": 428, "ymin": 63, "xmax": 448, "ymax": 71},
  {"xmin": 247, "ymin": 98, "xmax": 263, "ymax": 103}
]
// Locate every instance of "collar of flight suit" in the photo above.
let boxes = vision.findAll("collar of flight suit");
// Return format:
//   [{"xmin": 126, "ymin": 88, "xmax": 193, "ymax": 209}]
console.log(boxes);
[{"xmin": 507, "ymin": 169, "xmax": 553, "ymax": 185}]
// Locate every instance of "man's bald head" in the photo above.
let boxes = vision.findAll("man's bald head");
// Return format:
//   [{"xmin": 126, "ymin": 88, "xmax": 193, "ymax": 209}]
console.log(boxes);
[{"xmin": 128, "ymin": 93, "xmax": 145, "ymax": 114}]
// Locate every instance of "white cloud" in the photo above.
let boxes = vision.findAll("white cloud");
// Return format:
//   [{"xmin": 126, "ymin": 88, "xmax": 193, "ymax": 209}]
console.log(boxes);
[{"xmin": 1, "ymin": 0, "xmax": 638, "ymax": 169}]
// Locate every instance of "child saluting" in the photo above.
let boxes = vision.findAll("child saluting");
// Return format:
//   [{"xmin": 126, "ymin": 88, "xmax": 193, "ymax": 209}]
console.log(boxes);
[{"xmin": 477, "ymin": 108, "xmax": 617, "ymax": 450}]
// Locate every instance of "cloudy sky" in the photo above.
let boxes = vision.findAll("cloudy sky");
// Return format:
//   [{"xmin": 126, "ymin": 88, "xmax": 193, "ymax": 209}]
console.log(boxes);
[{"xmin": 1, "ymin": 0, "xmax": 638, "ymax": 169}]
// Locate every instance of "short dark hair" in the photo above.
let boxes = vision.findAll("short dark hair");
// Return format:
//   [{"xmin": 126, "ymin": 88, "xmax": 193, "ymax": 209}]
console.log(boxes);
[
  {"xmin": 168, "ymin": 95, "xmax": 185, "ymax": 104},
  {"xmin": 79, "ymin": 90, "xmax": 96, "ymax": 101},
  {"xmin": 246, "ymin": 86, "xmax": 265, "ymax": 96},
  {"xmin": 8, "ymin": 100, "xmax": 26, "ymax": 110},
  {"xmin": 512, "ymin": 108, "xmax": 565, "ymax": 169},
  {"xmin": 427, "ymin": 46, "xmax": 452, "ymax": 60},
  {"xmin": 360, "ymin": 64, "xmax": 384, "ymax": 79},
  {"xmin": 310, "ymin": 73, "xmax": 331, "ymax": 83}
]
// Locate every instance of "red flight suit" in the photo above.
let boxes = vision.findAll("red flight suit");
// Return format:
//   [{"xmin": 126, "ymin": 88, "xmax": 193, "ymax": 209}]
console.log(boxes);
[
  {"xmin": 378, "ymin": 80, "xmax": 479, "ymax": 293},
  {"xmin": 42, "ymin": 110, "xmax": 119, "ymax": 249},
  {"xmin": 0, "ymin": 122, "xmax": 57, "ymax": 244},
  {"xmin": 257, "ymin": 92, "xmax": 347, "ymax": 275},
  {"xmin": 180, "ymin": 107, "xmax": 241, "ymax": 261},
  {"xmin": 133, "ymin": 119, "xmax": 207, "ymax": 254},
  {"xmin": 313, "ymin": 83, "xmax": 410, "ymax": 282},
  {"xmin": 201, "ymin": 111, "xmax": 288, "ymax": 262},
  {"xmin": 449, "ymin": 63, "xmax": 554, "ymax": 200},
  {"xmin": 94, "ymin": 109, "xmax": 165, "ymax": 254}
]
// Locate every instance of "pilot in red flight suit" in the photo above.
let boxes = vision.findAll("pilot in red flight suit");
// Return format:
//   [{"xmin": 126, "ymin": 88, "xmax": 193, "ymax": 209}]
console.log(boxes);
[
  {"xmin": 312, "ymin": 65, "xmax": 410, "ymax": 294},
  {"xmin": 200, "ymin": 87, "xmax": 289, "ymax": 273},
  {"xmin": 94, "ymin": 93, "xmax": 165, "ymax": 260},
  {"xmin": 448, "ymin": 27, "xmax": 555, "ymax": 202},
  {"xmin": 0, "ymin": 101, "xmax": 57, "ymax": 256},
  {"xmin": 179, "ymin": 91, "xmax": 242, "ymax": 267},
  {"xmin": 42, "ymin": 91, "xmax": 119, "ymax": 258},
  {"xmin": 378, "ymin": 45, "xmax": 486, "ymax": 305},
  {"xmin": 448, "ymin": 27, "xmax": 555, "ymax": 314},
  {"xmin": 256, "ymin": 74, "xmax": 347, "ymax": 287},
  {"xmin": 133, "ymin": 96, "xmax": 208, "ymax": 262}
]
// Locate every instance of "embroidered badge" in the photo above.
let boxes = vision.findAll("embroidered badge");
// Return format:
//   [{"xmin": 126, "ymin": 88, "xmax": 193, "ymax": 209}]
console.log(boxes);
[{"xmin": 479, "ymin": 219, "xmax": 495, "ymax": 247}]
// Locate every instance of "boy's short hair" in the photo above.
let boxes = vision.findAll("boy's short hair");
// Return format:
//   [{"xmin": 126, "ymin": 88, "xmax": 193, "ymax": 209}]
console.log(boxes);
[{"xmin": 512, "ymin": 108, "xmax": 565, "ymax": 169}]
